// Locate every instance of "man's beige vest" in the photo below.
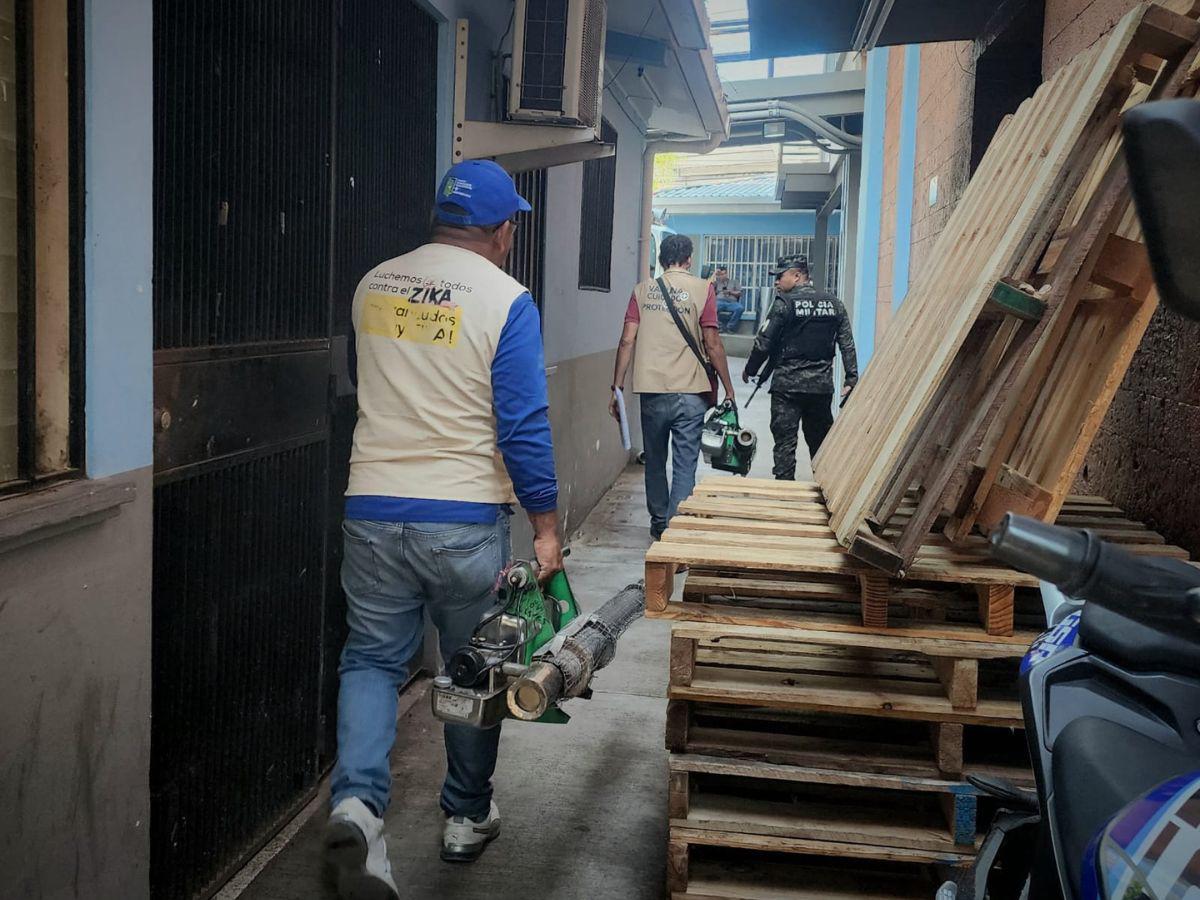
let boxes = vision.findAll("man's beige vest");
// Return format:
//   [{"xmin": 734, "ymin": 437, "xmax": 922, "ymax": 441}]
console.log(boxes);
[
  {"xmin": 347, "ymin": 243, "xmax": 525, "ymax": 503},
  {"xmin": 631, "ymin": 269, "xmax": 711, "ymax": 394}
]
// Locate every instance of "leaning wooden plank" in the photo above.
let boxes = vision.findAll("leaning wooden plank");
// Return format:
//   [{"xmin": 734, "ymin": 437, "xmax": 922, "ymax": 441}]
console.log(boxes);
[
  {"xmin": 814, "ymin": 18, "xmax": 1141, "ymax": 539},
  {"xmin": 949, "ymin": 14, "xmax": 1200, "ymax": 538},
  {"xmin": 813, "ymin": 6, "xmax": 1196, "ymax": 567}
]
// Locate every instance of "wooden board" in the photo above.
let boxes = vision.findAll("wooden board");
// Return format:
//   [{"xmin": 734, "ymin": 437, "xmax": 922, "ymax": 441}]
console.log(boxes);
[
  {"xmin": 811, "ymin": 4, "xmax": 1200, "ymax": 572},
  {"xmin": 673, "ymin": 852, "xmax": 941, "ymax": 900}
]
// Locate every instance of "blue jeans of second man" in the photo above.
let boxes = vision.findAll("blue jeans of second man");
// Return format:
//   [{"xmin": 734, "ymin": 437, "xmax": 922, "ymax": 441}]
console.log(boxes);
[
  {"xmin": 640, "ymin": 392, "xmax": 708, "ymax": 539},
  {"xmin": 331, "ymin": 515, "xmax": 511, "ymax": 820}
]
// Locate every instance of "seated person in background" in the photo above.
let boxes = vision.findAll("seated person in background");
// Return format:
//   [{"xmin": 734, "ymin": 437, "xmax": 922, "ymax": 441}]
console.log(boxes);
[{"xmin": 712, "ymin": 265, "xmax": 744, "ymax": 333}]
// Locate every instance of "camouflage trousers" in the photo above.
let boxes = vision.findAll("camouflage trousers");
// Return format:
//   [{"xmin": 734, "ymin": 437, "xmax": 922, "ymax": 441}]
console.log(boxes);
[{"xmin": 770, "ymin": 391, "xmax": 834, "ymax": 480}]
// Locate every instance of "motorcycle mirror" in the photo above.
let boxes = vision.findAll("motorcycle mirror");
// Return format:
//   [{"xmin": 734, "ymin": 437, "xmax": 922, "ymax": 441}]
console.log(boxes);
[{"xmin": 1122, "ymin": 99, "xmax": 1200, "ymax": 322}]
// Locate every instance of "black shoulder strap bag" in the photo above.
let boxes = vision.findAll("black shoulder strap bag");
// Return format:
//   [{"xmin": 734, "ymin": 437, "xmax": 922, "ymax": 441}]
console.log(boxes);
[{"xmin": 657, "ymin": 274, "xmax": 718, "ymax": 407}]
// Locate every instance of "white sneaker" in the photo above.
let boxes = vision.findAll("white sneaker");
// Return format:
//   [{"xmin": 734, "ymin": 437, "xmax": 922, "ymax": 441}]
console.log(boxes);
[
  {"xmin": 324, "ymin": 797, "xmax": 399, "ymax": 900},
  {"xmin": 441, "ymin": 801, "xmax": 501, "ymax": 863}
]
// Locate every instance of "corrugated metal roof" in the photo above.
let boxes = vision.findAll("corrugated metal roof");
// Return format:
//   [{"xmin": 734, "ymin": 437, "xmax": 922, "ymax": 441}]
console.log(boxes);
[{"xmin": 654, "ymin": 175, "xmax": 778, "ymax": 200}]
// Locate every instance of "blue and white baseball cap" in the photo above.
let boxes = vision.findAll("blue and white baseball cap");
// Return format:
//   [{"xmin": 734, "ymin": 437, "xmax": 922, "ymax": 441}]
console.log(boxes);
[{"xmin": 434, "ymin": 159, "xmax": 532, "ymax": 227}]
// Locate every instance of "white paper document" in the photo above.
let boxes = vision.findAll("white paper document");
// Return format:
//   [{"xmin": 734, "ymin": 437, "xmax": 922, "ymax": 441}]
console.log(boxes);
[{"xmin": 613, "ymin": 387, "xmax": 632, "ymax": 451}]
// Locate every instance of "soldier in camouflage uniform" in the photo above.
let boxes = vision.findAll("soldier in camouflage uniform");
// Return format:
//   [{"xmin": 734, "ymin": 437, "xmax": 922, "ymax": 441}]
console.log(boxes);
[{"xmin": 743, "ymin": 255, "xmax": 858, "ymax": 480}]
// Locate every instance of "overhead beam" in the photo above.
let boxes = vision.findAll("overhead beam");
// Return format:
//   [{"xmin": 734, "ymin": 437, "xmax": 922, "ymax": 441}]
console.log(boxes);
[{"xmin": 722, "ymin": 70, "xmax": 866, "ymax": 115}]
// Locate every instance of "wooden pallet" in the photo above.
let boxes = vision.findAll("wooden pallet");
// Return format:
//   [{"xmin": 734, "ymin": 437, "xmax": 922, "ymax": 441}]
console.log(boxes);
[
  {"xmin": 811, "ymin": 3, "xmax": 1200, "ymax": 575},
  {"xmin": 669, "ymin": 848, "xmax": 944, "ymax": 900},
  {"xmin": 646, "ymin": 479, "xmax": 1038, "ymax": 636},
  {"xmin": 670, "ymin": 621, "xmax": 1027, "ymax": 714},
  {"xmin": 665, "ymin": 701, "xmax": 1032, "ymax": 786},
  {"xmin": 664, "ymin": 569, "xmax": 1047, "ymax": 639},
  {"xmin": 668, "ymin": 761, "xmax": 979, "ymax": 895},
  {"xmin": 646, "ymin": 478, "xmax": 1188, "ymax": 636},
  {"xmin": 671, "ymin": 754, "xmax": 981, "ymax": 849},
  {"xmin": 667, "ymin": 622, "xmax": 1024, "ymax": 726},
  {"xmin": 669, "ymin": 828, "xmax": 970, "ymax": 898}
]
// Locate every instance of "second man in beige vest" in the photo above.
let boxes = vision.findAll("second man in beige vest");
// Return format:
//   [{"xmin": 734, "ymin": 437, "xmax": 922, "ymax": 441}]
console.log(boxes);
[{"xmin": 609, "ymin": 234, "xmax": 736, "ymax": 540}]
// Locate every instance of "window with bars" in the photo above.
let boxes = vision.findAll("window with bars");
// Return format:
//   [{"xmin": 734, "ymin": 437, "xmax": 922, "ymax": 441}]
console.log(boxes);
[
  {"xmin": 504, "ymin": 168, "xmax": 548, "ymax": 316},
  {"xmin": 578, "ymin": 118, "xmax": 616, "ymax": 291},
  {"xmin": 1, "ymin": 0, "xmax": 81, "ymax": 494},
  {"xmin": 702, "ymin": 233, "xmax": 841, "ymax": 322}
]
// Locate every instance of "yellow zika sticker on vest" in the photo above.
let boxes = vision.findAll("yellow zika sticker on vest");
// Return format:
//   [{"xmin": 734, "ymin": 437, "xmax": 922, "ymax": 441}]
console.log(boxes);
[{"xmin": 361, "ymin": 292, "xmax": 461, "ymax": 348}]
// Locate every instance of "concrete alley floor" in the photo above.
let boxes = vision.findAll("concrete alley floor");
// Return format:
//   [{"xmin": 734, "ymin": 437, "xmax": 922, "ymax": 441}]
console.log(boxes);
[{"xmin": 235, "ymin": 359, "xmax": 815, "ymax": 900}]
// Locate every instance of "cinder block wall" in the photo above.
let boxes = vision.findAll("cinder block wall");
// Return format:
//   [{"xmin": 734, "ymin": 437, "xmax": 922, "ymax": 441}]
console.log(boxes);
[{"xmin": 1044, "ymin": 0, "xmax": 1200, "ymax": 555}]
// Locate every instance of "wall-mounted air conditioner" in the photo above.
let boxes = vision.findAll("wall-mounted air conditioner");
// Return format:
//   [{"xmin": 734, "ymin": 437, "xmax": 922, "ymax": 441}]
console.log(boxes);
[{"xmin": 509, "ymin": 0, "xmax": 607, "ymax": 128}]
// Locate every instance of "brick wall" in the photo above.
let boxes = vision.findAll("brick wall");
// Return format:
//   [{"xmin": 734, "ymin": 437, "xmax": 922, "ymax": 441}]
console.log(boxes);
[
  {"xmin": 876, "ymin": 47, "xmax": 904, "ymax": 336},
  {"xmin": 1044, "ymin": 0, "xmax": 1200, "ymax": 555},
  {"xmin": 909, "ymin": 41, "xmax": 975, "ymax": 282}
]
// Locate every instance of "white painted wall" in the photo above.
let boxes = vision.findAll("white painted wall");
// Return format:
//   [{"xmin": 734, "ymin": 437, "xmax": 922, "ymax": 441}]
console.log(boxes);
[
  {"xmin": 420, "ymin": 0, "xmax": 646, "ymax": 365},
  {"xmin": 541, "ymin": 95, "xmax": 645, "ymax": 366}
]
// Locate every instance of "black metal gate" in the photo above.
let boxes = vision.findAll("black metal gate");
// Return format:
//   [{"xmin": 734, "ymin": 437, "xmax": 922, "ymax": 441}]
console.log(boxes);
[{"xmin": 150, "ymin": 1, "xmax": 438, "ymax": 896}]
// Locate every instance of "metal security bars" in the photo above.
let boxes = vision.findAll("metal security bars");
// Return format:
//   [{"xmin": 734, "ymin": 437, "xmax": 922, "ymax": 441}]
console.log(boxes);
[
  {"xmin": 578, "ymin": 118, "xmax": 617, "ymax": 291},
  {"xmin": 152, "ymin": 1, "xmax": 332, "ymax": 351},
  {"xmin": 702, "ymin": 233, "xmax": 842, "ymax": 321},
  {"xmin": 150, "ymin": 1, "xmax": 441, "ymax": 897},
  {"xmin": 334, "ymin": 0, "xmax": 439, "ymax": 336},
  {"xmin": 151, "ymin": 444, "xmax": 326, "ymax": 898},
  {"xmin": 505, "ymin": 168, "xmax": 548, "ymax": 314}
]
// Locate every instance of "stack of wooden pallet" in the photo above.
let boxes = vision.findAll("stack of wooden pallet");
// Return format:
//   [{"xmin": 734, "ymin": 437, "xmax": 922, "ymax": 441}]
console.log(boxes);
[
  {"xmin": 811, "ymin": 2, "xmax": 1200, "ymax": 576},
  {"xmin": 641, "ymin": 5, "xmax": 1200, "ymax": 894},
  {"xmin": 646, "ymin": 478, "xmax": 1190, "ymax": 897}
]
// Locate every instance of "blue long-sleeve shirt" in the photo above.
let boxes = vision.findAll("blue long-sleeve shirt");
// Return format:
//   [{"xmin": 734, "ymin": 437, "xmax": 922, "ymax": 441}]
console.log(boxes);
[{"xmin": 345, "ymin": 292, "xmax": 557, "ymax": 524}]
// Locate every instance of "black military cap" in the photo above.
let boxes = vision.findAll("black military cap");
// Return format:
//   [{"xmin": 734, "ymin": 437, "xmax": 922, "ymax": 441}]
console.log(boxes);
[{"xmin": 769, "ymin": 254, "xmax": 808, "ymax": 276}]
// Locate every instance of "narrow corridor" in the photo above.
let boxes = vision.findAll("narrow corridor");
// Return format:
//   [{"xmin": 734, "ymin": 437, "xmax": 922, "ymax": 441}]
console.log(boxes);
[{"xmin": 234, "ymin": 360, "xmax": 817, "ymax": 899}]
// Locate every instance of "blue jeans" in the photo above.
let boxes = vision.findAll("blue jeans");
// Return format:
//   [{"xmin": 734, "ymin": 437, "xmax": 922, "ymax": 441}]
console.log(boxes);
[
  {"xmin": 332, "ymin": 515, "xmax": 511, "ymax": 820},
  {"xmin": 716, "ymin": 298, "xmax": 744, "ymax": 332},
  {"xmin": 640, "ymin": 392, "xmax": 708, "ymax": 538}
]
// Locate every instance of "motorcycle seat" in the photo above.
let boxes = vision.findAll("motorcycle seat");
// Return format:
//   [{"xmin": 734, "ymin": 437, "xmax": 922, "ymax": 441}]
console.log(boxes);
[
  {"xmin": 1051, "ymin": 716, "xmax": 1198, "ymax": 898},
  {"xmin": 1080, "ymin": 602, "xmax": 1200, "ymax": 680}
]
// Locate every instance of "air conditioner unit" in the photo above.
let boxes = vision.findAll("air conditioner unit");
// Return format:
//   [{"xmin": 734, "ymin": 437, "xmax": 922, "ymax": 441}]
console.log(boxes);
[{"xmin": 509, "ymin": 0, "xmax": 607, "ymax": 128}]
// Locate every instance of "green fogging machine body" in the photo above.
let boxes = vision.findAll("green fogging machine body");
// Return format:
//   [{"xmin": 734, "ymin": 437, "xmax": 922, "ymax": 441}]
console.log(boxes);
[
  {"xmin": 431, "ymin": 562, "xmax": 581, "ymax": 729},
  {"xmin": 700, "ymin": 400, "xmax": 757, "ymax": 477}
]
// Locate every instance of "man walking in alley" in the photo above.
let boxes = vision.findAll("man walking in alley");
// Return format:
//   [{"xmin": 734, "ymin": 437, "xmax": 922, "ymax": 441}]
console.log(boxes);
[
  {"xmin": 609, "ymin": 233, "xmax": 736, "ymax": 541},
  {"xmin": 743, "ymin": 254, "xmax": 858, "ymax": 480},
  {"xmin": 326, "ymin": 159, "xmax": 562, "ymax": 899},
  {"xmin": 712, "ymin": 264, "xmax": 745, "ymax": 333}
]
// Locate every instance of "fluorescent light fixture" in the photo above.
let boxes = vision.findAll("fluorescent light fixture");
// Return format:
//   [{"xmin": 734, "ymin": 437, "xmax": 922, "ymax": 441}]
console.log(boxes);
[{"xmin": 763, "ymin": 120, "xmax": 787, "ymax": 140}]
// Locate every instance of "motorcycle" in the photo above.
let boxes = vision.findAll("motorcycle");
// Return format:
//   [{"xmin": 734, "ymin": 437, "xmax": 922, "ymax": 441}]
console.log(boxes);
[
  {"xmin": 946, "ymin": 97, "xmax": 1200, "ymax": 900},
  {"xmin": 956, "ymin": 513, "xmax": 1200, "ymax": 899}
]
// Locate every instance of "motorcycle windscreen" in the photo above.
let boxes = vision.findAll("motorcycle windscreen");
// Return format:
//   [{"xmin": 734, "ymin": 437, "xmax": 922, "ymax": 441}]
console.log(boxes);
[{"xmin": 1082, "ymin": 770, "xmax": 1200, "ymax": 899}]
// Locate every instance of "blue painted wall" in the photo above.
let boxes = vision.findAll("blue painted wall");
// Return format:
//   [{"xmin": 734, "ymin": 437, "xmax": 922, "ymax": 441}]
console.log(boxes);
[
  {"xmin": 84, "ymin": 0, "xmax": 154, "ymax": 478},
  {"xmin": 892, "ymin": 45, "xmax": 920, "ymax": 307},
  {"xmin": 851, "ymin": 47, "xmax": 888, "ymax": 369}
]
